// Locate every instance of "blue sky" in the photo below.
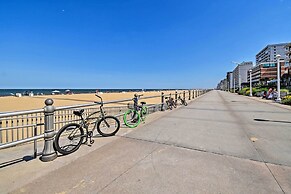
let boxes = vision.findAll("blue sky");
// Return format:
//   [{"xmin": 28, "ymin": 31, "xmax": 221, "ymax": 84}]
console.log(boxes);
[{"xmin": 0, "ymin": 0, "xmax": 290, "ymax": 89}]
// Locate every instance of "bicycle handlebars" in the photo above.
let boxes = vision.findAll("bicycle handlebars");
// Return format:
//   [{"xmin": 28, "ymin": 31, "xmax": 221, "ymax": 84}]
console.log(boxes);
[{"xmin": 95, "ymin": 94, "xmax": 103, "ymax": 105}]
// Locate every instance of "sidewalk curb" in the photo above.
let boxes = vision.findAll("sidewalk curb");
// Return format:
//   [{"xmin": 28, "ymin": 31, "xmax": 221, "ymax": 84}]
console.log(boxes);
[{"xmin": 225, "ymin": 91, "xmax": 291, "ymax": 111}]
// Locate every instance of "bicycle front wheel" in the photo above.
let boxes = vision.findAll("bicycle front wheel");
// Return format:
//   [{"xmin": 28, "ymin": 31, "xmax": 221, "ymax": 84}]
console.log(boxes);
[
  {"xmin": 123, "ymin": 109, "xmax": 140, "ymax": 128},
  {"xmin": 54, "ymin": 123, "xmax": 84, "ymax": 155},
  {"xmin": 173, "ymin": 102, "xmax": 177, "ymax": 108},
  {"xmin": 168, "ymin": 103, "xmax": 173, "ymax": 110},
  {"xmin": 141, "ymin": 106, "xmax": 148, "ymax": 121},
  {"xmin": 97, "ymin": 116, "xmax": 120, "ymax": 137}
]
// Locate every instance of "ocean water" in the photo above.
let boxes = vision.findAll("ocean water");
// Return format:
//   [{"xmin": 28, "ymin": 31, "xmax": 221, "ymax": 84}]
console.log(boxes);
[{"xmin": 0, "ymin": 89, "xmax": 173, "ymax": 97}]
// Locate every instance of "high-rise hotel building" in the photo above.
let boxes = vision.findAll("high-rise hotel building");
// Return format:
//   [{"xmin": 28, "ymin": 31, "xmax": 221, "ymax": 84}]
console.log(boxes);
[
  {"xmin": 285, "ymin": 43, "xmax": 291, "ymax": 63},
  {"xmin": 256, "ymin": 43, "xmax": 288, "ymax": 65}
]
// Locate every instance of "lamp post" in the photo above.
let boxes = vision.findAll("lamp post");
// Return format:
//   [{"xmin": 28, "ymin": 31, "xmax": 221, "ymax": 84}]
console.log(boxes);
[
  {"xmin": 239, "ymin": 73, "xmax": 241, "ymax": 91},
  {"xmin": 233, "ymin": 77, "xmax": 236, "ymax": 93},
  {"xmin": 276, "ymin": 54, "xmax": 281, "ymax": 102},
  {"xmin": 249, "ymin": 69, "xmax": 253, "ymax": 97}
]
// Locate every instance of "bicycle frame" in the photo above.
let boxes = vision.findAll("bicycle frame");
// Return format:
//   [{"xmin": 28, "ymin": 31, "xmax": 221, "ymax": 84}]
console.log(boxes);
[
  {"xmin": 165, "ymin": 97, "xmax": 175, "ymax": 107},
  {"xmin": 70, "ymin": 95, "xmax": 107, "ymax": 144},
  {"xmin": 133, "ymin": 95, "xmax": 146, "ymax": 117}
]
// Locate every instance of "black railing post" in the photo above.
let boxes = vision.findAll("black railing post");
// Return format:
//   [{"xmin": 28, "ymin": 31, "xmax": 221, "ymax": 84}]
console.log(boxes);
[
  {"xmin": 161, "ymin": 92, "xmax": 165, "ymax": 111},
  {"xmin": 188, "ymin": 90, "xmax": 191, "ymax": 100}
]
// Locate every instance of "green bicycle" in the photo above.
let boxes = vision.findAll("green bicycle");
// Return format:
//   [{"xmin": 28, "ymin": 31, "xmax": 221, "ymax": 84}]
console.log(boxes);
[{"xmin": 123, "ymin": 94, "xmax": 148, "ymax": 128}]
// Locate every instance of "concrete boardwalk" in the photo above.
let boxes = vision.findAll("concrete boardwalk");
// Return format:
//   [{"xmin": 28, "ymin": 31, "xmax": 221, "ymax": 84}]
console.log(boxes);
[{"xmin": 1, "ymin": 90, "xmax": 291, "ymax": 193}]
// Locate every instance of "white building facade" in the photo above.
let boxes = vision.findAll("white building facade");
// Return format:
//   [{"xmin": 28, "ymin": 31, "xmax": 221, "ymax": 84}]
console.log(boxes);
[{"xmin": 232, "ymin": 61, "xmax": 253, "ymax": 89}]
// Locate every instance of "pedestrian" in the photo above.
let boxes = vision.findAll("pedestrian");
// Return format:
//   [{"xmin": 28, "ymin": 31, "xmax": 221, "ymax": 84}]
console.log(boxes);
[{"xmin": 262, "ymin": 91, "xmax": 267, "ymax": 99}]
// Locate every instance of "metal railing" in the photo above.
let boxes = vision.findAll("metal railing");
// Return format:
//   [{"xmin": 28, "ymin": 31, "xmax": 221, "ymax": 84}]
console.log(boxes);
[{"xmin": 0, "ymin": 89, "xmax": 208, "ymax": 162}]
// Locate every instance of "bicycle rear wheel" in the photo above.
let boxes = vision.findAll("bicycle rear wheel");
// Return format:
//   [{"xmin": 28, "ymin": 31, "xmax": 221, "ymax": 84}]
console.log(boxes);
[
  {"xmin": 123, "ymin": 109, "xmax": 140, "ymax": 128},
  {"xmin": 54, "ymin": 123, "xmax": 84, "ymax": 155},
  {"xmin": 97, "ymin": 116, "xmax": 120, "ymax": 137}
]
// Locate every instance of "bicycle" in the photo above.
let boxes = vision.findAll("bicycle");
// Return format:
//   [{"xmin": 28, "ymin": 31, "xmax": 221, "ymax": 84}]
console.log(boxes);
[
  {"xmin": 165, "ymin": 96, "xmax": 176, "ymax": 110},
  {"xmin": 178, "ymin": 95, "xmax": 188, "ymax": 106},
  {"xmin": 123, "ymin": 94, "xmax": 148, "ymax": 128},
  {"xmin": 54, "ymin": 94, "xmax": 120, "ymax": 155}
]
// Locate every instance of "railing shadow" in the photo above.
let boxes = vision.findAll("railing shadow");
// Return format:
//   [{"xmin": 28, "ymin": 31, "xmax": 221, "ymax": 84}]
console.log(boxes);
[{"xmin": 0, "ymin": 154, "xmax": 40, "ymax": 169}]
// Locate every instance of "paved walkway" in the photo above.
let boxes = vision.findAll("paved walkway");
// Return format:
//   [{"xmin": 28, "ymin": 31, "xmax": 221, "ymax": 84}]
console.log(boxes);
[{"xmin": 1, "ymin": 90, "xmax": 291, "ymax": 193}]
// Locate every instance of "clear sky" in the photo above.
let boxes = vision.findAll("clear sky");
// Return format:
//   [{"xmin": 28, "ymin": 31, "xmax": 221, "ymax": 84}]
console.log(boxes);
[{"xmin": 0, "ymin": 0, "xmax": 290, "ymax": 89}]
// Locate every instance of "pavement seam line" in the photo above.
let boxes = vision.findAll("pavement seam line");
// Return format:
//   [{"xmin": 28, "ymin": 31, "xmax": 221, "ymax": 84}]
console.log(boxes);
[
  {"xmin": 218, "ymin": 91, "xmax": 286, "ymax": 194},
  {"xmin": 264, "ymin": 163, "xmax": 286, "ymax": 194},
  {"xmin": 121, "ymin": 135, "xmax": 290, "ymax": 168},
  {"xmin": 97, "ymin": 144, "xmax": 161, "ymax": 193}
]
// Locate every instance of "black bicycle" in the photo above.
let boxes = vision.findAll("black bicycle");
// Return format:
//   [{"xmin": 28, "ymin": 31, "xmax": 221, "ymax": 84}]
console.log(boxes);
[
  {"xmin": 165, "ymin": 96, "xmax": 176, "ymax": 110},
  {"xmin": 178, "ymin": 95, "xmax": 188, "ymax": 106},
  {"xmin": 54, "ymin": 95, "xmax": 120, "ymax": 155}
]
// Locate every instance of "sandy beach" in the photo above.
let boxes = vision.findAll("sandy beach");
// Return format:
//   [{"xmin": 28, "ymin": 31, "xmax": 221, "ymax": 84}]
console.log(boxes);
[
  {"xmin": 0, "ymin": 90, "xmax": 185, "ymax": 112},
  {"xmin": 0, "ymin": 90, "xmax": 193, "ymax": 143}
]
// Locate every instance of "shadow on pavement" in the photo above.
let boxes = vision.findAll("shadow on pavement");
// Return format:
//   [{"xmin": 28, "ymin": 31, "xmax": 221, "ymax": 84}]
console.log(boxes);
[
  {"xmin": 0, "ymin": 155, "xmax": 38, "ymax": 169},
  {"xmin": 184, "ymin": 107, "xmax": 289, "ymax": 114},
  {"xmin": 254, "ymin": 118, "xmax": 291, "ymax": 124}
]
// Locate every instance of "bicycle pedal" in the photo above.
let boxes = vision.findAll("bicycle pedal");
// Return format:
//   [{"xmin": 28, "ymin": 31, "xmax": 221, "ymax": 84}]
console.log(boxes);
[{"xmin": 90, "ymin": 140, "xmax": 95, "ymax": 144}]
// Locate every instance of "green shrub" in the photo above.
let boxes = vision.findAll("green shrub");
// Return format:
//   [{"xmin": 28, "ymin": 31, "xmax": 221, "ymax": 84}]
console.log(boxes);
[
  {"xmin": 282, "ymin": 95, "xmax": 291, "ymax": 105},
  {"xmin": 281, "ymin": 89, "xmax": 289, "ymax": 94},
  {"xmin": 239, "ymin": 87, "xmax": 249, "ymax": 95},
  {"xmin": 253, "ymin": 87, "xmax": 268, "ymax": 96},
  {"xmin": 242, "ymin": 87, "xmax": 260, "ymax": 96}
]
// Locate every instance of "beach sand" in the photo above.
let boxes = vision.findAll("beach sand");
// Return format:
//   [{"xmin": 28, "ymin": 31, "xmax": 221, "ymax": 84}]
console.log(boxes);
[
  {"xmin": 0, "ymin": 90, "xmax": 184, "ymax": 112},
  {"xmin": 0, "ymin": 90, "xmax": 193, "ymax": 143}
]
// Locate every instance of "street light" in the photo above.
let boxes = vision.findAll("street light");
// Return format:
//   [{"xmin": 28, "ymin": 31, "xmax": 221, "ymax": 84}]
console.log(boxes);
[
  {"xmin": 249, "ymin": 69, "xmax": 253, "ymax": 97},
  {"xmin": 276, "ymin": 54, "xmax": 281, "ymax": 102}
]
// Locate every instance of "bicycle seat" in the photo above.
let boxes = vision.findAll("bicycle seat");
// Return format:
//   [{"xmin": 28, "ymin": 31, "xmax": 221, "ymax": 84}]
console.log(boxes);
[
  {"xmin": 73, "ymin": 109, "xmax": 84, "ymax": 117},
  {"xmin": 141, "ymin": 102, "xmax": 146, "ymax": 105}
]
